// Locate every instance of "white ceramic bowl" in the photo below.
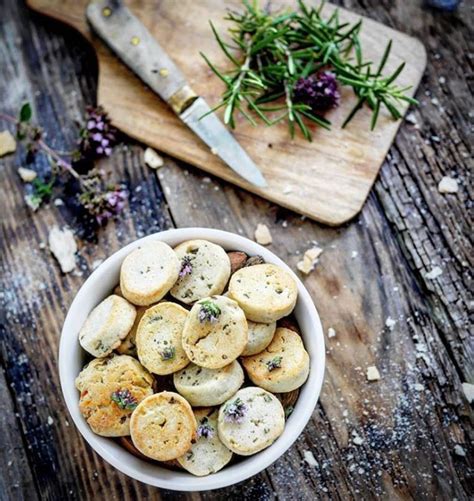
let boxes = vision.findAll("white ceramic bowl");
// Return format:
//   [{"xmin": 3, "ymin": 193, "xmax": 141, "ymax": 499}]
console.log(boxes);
[{"xmin": 59, "ymin": 228, "xmax": 325, "ymax": 491}]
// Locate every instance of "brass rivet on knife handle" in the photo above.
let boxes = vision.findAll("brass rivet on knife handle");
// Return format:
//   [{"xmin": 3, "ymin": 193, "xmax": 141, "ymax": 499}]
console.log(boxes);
[{"xmin": 168, "ymin": 85, "xmax": 198, "ymax": 115}]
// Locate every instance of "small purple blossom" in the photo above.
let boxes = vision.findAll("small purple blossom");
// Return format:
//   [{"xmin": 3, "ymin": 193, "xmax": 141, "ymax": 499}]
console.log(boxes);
[
  {"xmin": 197, "ymin": 417, "xmax": 214, "ymax": 439},
  {"xmin": 198, "ymin": 300, "xmax": 221, "ymax": 323},
  {"xmin": 223, "ymin": 398, "xmax": 248, "ymax": 424},
  {"xmin": 79, "ymin": 182, "xmax": 128, "ymax": 225},
  {"xmin": 265, "ymin": 356, "xmax": 282, "ymax": 372},
  {"xmin": 294, "ymin": 71, "xmax": 340, "ymax": 112},
  {"xmin": 79, "ymin": 106, "xmax": 117, "ymax": 160},
  {"xmin": 179, "ymin": 255, "xmax": 193, "ymax": 278},
  {"xmin": 111, "ymin": 389, "xmax": 138, "ymax": 410}
]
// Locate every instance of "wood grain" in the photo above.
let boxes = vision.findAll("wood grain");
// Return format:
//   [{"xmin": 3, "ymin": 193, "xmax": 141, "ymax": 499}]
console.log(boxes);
[
  {"xmin": 0, "ymin": 0, "xmax": 472, "ymax": 499},
  {"xmin": 27, "ymin": 0, "xmax": 426, "ymax": 226}
]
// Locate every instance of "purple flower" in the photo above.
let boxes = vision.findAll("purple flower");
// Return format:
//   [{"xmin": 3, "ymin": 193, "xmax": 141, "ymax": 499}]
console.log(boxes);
[
  {"xmin": 179, "ymin": 255, "xmax": 193, "ymax": 278},
  {"xmin": 265, "ymin": 356, "xmax": 282, "ymax": 372},
  {"xmin": 197, "ymin": 417, "xmax": 214, "ymax": 439},
  {"xmin": 79, "ymin": 106, "xmax": 117, "ymax": 160},
  {"xmin": 294, "ymin": 71, "xmax": 340, "ymax": 112},
  {"xmin": 111, "ymin": 389, "xmax": 138, "ymax": 410},
  {"xmin": 223, "ymin": 398, "xmax": 248, "ymax": 424},
  {"xmin": 198, "ymin": 300, "xmax": 221, "ymax": 323},
  {"xmin": 79, "ymin": 184, "xmax": 128, "ymax": 226}
]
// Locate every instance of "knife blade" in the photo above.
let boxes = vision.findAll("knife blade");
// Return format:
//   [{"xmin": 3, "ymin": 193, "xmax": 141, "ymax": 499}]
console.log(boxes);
[{"xmin": 86, "ymin": 0, "xmax": 267, "ymax": 188}]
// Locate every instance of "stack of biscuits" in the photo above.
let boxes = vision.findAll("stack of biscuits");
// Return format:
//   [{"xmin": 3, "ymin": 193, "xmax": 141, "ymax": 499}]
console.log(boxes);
[{"xmin": 75, "ymin": 239, "xmax": 310, "ymax": 476}]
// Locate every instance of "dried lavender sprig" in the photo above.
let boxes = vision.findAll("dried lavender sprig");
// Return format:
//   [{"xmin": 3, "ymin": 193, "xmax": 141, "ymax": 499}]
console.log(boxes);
[
  {"xmin": 223, "ymin": 397, "xmax": 248, "ymax": 424},
  {"xmin": 266, "ymin": 356, "xmax": 283, "ymax": 371},
  {"xmin": 110, "ymin": 389, "xmax": 138, "ymax": 410},
  {"xmin": 197, "ymin": 417, "xmax": 215, "ymax": 439},
  {"xmin": 179, "ymin": 255, "xmax": 193, "ymax": 278},
  {"xmin": 198, "ymin": 299, "xmax": 221, "ymax": 323}
]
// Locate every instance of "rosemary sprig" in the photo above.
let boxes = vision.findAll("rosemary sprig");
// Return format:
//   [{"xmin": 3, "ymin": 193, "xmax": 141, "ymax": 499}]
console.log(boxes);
[{"xmin": 202, "ymin": 0, "xmax": 416, "ymax": 140}]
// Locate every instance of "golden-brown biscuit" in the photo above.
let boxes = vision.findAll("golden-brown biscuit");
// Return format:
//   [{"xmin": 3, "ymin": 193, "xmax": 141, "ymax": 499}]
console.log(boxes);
[
  {"xmin": 182, "ymin": 296, "xmax": 248, "ymax": 369},
  {"xmin": 228, "ymin": 264, "xmax": 298, "ymax": 323},
  {"xmin": 136, "ymin": 302, "xmax": 190, "ymax": 375},
  {"xmin": 177, "ymin": 408, "xmax": 233, "ymax": 476},
  {"xmin": 130, "ymin": 392, "xmax": 197, "ymax": 461},
  {"xmin": 173, "ymin": 361, "xmax": 244, "ymax": 406},
  {"xmin": 217, "ymin": 387, "xmax": 285, "ymax": 456},
  {"xmin": 120, "ymin": 241, "xmax": 180, "ymax": 306},
  {"xmin": 78, "ymin": 295, "xmax": 137, "ymax": 358},
  {"xmin": 170, "ymin": 240, "xmax": 231, "ymax": 304},
  {"xmin": 241, "ymin": 320, "xmax": 276, "ymax": 356},
  {"xmin": 241, "ymin": 327, "xmax": 309, "ymax": 392},
  {"xmin": 75, "ymin": 354, "xmax": 154, "ymax": 437}
]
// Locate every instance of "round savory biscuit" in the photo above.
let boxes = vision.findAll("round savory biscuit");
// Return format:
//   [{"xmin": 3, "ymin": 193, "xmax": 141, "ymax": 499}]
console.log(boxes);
[
  {"xmin": 75, "ymin": 354, "xmax": 154, "ymax": 437},
  {"xmin": 136, "ymin": 302, "xmax": 190, "ymax": 375},
  {"xmin": 79, "ymin": 294, "xmax": 137, "ymax": 357},
  {"xmin": 177, "ymin": 408, "xmax": 233, "ymax": 476},
  {"xmin": 182, "ymin": 295, "xmax": 248, "ymax": 369},
  {"xmin": 241, "ymin": 327, "xmax": 309, "ymax": 393},
  {"xmin": 228, "ymin": 264, "xmax": 298, "ymax": 323},
  {"xmin": 170, "ymin": 240, "xmax": 231, "ymax": 304},
  {"xmin": 173, "ymin": 361, "xmax": 244, "ymax": 406},
  {"xmin": 130, "ymin": 391, "xmax": 197, "ymax": 461},
  {"xmin": 217, "ymin": 387, "xmax": 285, "ymax": 456},
  {"xmin": 241, "ymin": 320, "xmax": 276, "ymax": 356},
  {"xmin": 120, "ymin": 241, "xmax": 180, "ymax": 306},
  {"xmin": 115, "ymin": 305, "xmax": 148, "ymax": 356}
]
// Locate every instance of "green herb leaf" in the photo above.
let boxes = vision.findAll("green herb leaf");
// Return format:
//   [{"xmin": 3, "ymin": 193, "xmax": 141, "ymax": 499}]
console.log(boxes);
[{"xmin": 19, "ymin": 102, "xmax": 32, "ymax": 123}]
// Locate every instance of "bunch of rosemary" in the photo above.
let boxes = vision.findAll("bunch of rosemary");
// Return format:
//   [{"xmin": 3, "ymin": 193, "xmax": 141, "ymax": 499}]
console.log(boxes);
[{"xmin": 201, "ymin": 0, "xmax": 417, "ymax": 141}]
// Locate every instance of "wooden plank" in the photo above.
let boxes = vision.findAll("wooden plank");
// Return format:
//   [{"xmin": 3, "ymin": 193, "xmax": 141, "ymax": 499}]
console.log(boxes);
[
  {"xmin": 0, "ymin": 368, "xmax": 38, "ymax": 501},
  {"xmin": 27, "ymin": 0, "xmax": 426, "ymax": 226}
]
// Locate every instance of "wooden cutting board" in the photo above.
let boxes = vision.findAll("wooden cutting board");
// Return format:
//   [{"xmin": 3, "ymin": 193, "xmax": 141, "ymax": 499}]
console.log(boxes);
[{"xmin": 27, "ymin": 0, "xmax": 426, "ymax": 225}]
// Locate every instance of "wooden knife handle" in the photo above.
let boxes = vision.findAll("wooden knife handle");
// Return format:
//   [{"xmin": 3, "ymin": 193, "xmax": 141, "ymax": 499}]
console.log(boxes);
[{"xmin": 86, "ymin": 0, "xmax": 197, "ymax": 114}]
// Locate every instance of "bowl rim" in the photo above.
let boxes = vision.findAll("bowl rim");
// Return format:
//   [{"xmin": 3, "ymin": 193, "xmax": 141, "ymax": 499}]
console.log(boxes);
[{"xmin": 59, "ymin": 227, "xmax": 325, "ymax": 491}]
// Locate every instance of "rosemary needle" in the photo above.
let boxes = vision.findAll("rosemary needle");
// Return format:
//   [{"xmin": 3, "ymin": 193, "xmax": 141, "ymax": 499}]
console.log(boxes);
[{"xmin": 202, "ymin": 0, "xmax": 417, "ymax": 141}]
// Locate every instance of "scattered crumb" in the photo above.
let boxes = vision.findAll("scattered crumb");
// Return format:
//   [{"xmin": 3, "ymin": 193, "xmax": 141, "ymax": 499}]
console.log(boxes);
[
  {"xmin": 211, "ymin": 147, "xmax": 218, "ymax": 155},
  {"xmin": 367, "ymin": 366, "xmax": 381, "ymax": 381},
  {"xmin": 453, "ymin": 445, "xmax": 466, "ymax": 457},
  {"xmin": 283, "ymin": 186, "xmax": 292, "ymax": 195},
  {"xmin": 353, "ymin": 434, "xmax": 364, "ymax": 446},
  {"xmin": 91, "ymin": 259, "xmax": 103, "ymax": 270},
  {"xmin": 351, "ymin": 250, "xmax": 358, "ymax": 259},
  {"xmin": 24, "ymin": 194, "xmax": 40, "ymax": 211},
  {"xmin": 17, "ymin": 167, "xmax": 37, "ymax": 182},
  {"xmin": 254, "ymin": 223, "xmax": 272, "ymax": 245},
  {"xmin": 327, "ymin": 327, "xmax": 336, "ymax": 338},
  {"xmin": 385, "ymin": 317, "xmax": 397, "ymax": 331},
  {"xmin": 144, "ymin": 147, "xmax": 164, "ymax": 169},
  {"xmin": 0, "ymin": 130, "xmax": 16, "ymax": 156},
  {"xmin": 297, "ymin": 246, "xmax": 323, "ymax": 275},
  {"xmin": 425, "ymin": 266, "xmax": 443, "ymax": 280},
  {"xmin": 303, "ymin": 450, "xmax": 318, "ymax": 467},
  {"xmin": 405, "ymin": 112, "xmax": 417, "ymax": 125},
  {"xmin": 48, "ymin": 226, "xmax": 77, "ymax": 273},
  {"xmin": 54, "ymin": 198, "xmax": 64, "ymax": 206},
  {"xmin": 438, "ymin": 176, "xmax": 458, "ymax": 194},
  {"xmin": 47, "ymin": 416, "xmax": 54, "ymax": 425},
  {"xmin": 462, "ymin": 382, "xmax": 474, "ymax": 403}
]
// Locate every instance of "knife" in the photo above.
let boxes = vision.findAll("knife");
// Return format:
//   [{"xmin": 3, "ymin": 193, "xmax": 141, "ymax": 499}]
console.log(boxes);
[{"xmin": 86, "ymin": 0, "xmax": 267, "ymax": 188}]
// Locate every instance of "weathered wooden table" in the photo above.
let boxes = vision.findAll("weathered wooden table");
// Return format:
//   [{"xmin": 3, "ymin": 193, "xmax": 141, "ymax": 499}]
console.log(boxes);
[{"xmin": 0, "ymin": 1, "xmax": 472, "ymax": 499}]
